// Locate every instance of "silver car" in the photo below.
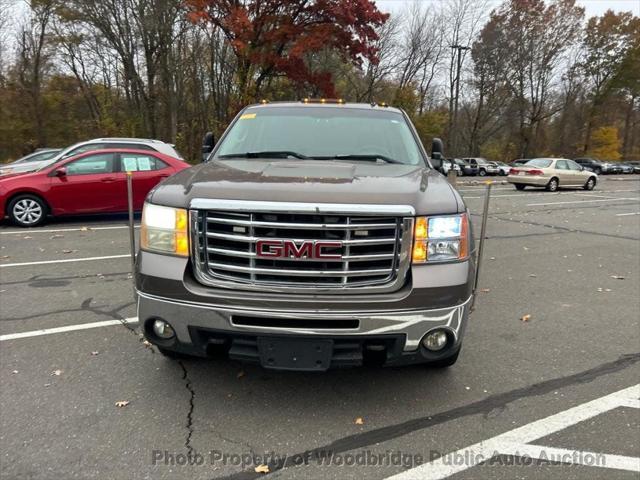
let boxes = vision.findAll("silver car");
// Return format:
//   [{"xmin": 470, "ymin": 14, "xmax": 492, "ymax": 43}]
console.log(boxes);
[
  {"xmin": 0, "ymin": 149, "xmax": 62, "ymax": 176},
  {"xmin": 508, "ymin": 158, "xmax": 597, "ymax": 191}
]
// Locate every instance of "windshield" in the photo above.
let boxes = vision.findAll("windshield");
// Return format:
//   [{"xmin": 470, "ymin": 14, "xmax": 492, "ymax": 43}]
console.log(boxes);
[
  {"xmin": 214, "ymin": 106, "xmax": 425, "ymax": 166},
  {"xmin": 525, "ymin": 158, "xmax": 553, "ymax": 168}
]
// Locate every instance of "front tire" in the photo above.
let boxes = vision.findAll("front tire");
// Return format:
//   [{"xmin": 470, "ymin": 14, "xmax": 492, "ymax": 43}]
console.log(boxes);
[
  {"xmin": 430, "ymin": 349, "xmax": 460, "ymax": 368},
  {"xmin": 515, "ymin": 184, "xmax": 526, "ymax": 191},
  {"xmin": 478, "ymin": 169, "xmax": 487, "ymax": 177},
  {"xmin": 584, "ymin": 177, "xmax": 596, "ymax": 191},
  {"xmin": 8, "ymin": 194, "xmax": 47, "ymax": 227},
  {"xmin": 546, "ymin": 178, "xmax": 559, "ymax": 192}
]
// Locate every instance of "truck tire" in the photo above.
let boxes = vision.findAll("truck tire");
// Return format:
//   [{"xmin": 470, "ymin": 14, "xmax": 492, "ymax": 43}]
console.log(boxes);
[{"xmin": 430, "ymin": 349, "xmax": 460, "ymax": 368}]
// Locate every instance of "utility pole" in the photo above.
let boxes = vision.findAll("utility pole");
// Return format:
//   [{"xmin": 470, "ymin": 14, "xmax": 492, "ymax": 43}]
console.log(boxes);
[{"xmin": 450, "ymin": 44, "xmax": 470, "ymax": 157}]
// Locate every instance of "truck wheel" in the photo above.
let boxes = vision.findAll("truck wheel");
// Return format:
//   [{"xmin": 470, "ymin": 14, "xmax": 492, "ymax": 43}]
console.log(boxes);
[
  {"xmin": 430, "ymin": 349, "xmax": 460, "ymax": 368},
  {"xmin": 515, "ymin": 184, "xmax": 526, "ymax": 191},
  {"xmin": 157, "ymin": 347, "xmax": 190, "ymax": 359},
  {"xmin": 8, "ymin": 194, "xmax": 48, "ymax": 227},
  {"xmin": 546, "ymin": 177, "xmax": 559, "ymax": 192}
]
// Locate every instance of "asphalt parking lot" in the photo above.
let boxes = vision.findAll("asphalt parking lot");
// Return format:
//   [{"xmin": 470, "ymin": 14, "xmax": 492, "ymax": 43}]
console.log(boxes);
[{"xmin": 1, "ymin": 176, "xmax": 639, "ymax": 480}]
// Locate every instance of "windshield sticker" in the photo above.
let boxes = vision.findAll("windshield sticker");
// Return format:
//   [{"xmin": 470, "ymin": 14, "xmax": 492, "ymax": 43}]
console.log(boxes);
[{"xmin": 240, "ymin": 113, "xmax": 257, "ymax": 119}]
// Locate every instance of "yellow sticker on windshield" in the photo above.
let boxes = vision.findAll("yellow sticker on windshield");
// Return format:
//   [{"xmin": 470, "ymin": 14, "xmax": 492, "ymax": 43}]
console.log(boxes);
[{"xmin": 240, "ymin": 113, "xmax": 256, "ymax": 119}]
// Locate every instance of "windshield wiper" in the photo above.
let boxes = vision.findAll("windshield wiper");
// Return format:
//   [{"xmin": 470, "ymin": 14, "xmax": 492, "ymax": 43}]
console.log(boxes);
[
  {"xmin": 311, "ymin": 154, "xmax": 403, "ymax": 165},
  {"xmin": 218, "ymin": 151, "xmax": 308, "ymax": 159}
]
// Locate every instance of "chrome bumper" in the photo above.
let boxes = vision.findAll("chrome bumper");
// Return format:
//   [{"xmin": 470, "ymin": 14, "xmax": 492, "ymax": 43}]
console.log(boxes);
[{"xmin": 137, "ymin": 291, "xmax": 472, "ymax": 352}]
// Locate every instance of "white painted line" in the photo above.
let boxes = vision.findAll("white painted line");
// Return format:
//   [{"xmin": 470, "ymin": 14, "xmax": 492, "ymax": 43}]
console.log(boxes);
[
  {"xmin": 0, "ymin": 317, "xmax": 138, "ymax": 341},
  {"xmin": 618, "ymin": 398, "xmax": 640, "ymax": 409},
  {"xmin": 616, "ymin": 212, "xmax": 640, "ymax": 217},
  {"xmin": 386, "ymin": 384, "xmax": 640, "ymax": 480},
  {"xmin": 0, "ymin": 254, "xmax": 130, "ymax": 268},
  {"xmin": 526, "ymin": 197, "xmax": 639, "ymax": 207},
  {"xmin": 0, "ymin": 225, "xmax": 139, "ymax": 235},
  {"xmin": 499, "ymin": 443, "xmax": 639, "ymax": 472}
]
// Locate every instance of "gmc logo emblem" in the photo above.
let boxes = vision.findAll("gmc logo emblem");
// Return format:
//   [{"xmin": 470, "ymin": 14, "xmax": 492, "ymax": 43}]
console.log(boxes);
[{"xmin": 256, "ymin": 240, "xmax": 342, "ymax": 260}]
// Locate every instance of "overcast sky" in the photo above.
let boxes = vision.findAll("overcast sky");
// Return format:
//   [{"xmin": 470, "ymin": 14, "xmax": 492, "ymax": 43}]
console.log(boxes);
[{"xmin": 376, "ymin": 0, "xmax": 640, "ymax": 16}]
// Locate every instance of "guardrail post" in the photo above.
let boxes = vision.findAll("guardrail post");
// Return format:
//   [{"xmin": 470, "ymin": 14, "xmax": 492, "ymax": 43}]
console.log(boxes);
[
  {"xmin": 126, "ymin": 171, "xmax": 136, "ymax": 273},
  {"xmin": 471, "ymin": 181, "xmax": 492, "ymax": 311}
]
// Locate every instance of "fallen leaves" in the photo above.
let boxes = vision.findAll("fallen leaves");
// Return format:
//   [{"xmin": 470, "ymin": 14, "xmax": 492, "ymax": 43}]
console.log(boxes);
[
  {"xmin": 354, "ymin": 417, "xmax": 364, "ymax": 425},
  {"xmin": 254, "ymin": 465, "xmax": 270, "ymax": 474},
  {"xmin": 61, "ymin": 249, "xmax": 77, "ymax": 254},
  {"xmin": 115, "ymin": 400, "xmax": 130, "ymax": 408},
  {"xmin": 50, "ymin": 369, "xmax": 62, "ymax": 376},
  {"xmin": 49, "ymin": 234, "xmax": 64, "ymax": 239},
  {"xmin": 520, "ymin": 314, "xmax": 531, "ymax": 322},
  {"xmin": 11, "ymin": 370, "xmax": 18, "ymax": 375},
  {"xmin": 528, "ymin": 274, "xmax": 537, "ymax": 278},
  {"xmin": 80, "ymin": 226, "xmax": 90, "ymax": 232},
  {"xmin": 237, "ymin": 370, "xmax": 245, "ymax": 379},
  {"xmin": 91, "ymin": 351, "xmax": 99, "ymax": 356},
  {"xmin": 597, "ymin": 288, "xmax": 612, "ymax": 293},
  {"xmin": 610, "ymin": 275, "xmax": 625, "ymax": 280},
  {"xmin": 479, "ymin": 288, "xmax": 491, "ymax": 293}
]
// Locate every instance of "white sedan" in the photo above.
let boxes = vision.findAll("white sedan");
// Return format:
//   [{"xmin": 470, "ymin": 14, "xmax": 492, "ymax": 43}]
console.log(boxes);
[{"xmin": 508, "ymin": 158, "xmax": 597, "ymax": 192}]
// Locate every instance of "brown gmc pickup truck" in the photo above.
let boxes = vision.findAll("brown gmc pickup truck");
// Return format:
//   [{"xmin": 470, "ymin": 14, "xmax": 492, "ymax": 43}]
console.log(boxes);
[{"xmin": 135, "ymin": 101, "xmax": 476, "ymax": 370}]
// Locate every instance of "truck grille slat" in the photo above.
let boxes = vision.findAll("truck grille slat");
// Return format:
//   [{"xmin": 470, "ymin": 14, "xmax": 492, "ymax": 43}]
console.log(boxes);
[{"xmin": 191, "ymin": 204, "xmax": 413, "ymax": 292}]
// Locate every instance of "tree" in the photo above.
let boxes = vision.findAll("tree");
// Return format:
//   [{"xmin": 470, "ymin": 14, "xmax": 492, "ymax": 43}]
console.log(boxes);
[
  {"xmin": 184, "ymin": 0, "xmax": 388, "ymax": 103},
  {"xmin": 580, "ymin": 10, "xmax": 640, "ymax": 154},
  {"xmin": 478, "ymin": 0, "xmax": 584, "ymax": 157},
  {"xmin": 588, "ymin": 126, "xmax": 621, "ymax": 160}
]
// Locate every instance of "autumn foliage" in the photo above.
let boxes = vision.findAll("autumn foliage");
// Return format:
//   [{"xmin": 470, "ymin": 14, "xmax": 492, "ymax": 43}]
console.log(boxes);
[{"xmin": 184, "ymin": 0, "xmax": 388, "ymax": 99}]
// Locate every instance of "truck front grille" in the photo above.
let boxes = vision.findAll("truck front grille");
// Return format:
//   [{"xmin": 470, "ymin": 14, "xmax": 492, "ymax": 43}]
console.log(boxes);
[{"xmin": 190, "ymin": 202, "xmax": 413, "ymax": 293}]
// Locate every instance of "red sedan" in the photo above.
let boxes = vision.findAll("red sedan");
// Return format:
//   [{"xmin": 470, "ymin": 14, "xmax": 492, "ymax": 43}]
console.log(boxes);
[{"xmin": 0, "ymin": 149, "xmax": 190, "ymax": 227}]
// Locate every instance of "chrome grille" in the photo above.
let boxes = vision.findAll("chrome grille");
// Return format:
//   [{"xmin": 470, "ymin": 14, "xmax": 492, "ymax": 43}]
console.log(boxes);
[{"xmin": 190, "ymin": 202, "xmax": 413, "ymax": 293}]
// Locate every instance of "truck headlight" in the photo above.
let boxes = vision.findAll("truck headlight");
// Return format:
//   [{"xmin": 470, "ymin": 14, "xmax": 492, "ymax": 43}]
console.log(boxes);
[
  {"xmin": 140, "ymin": 203, "xmax": 189, "ymax": 257},
  {"xmin": 412, "ymin": 213, "xmax": 469, "ymax": 263}
]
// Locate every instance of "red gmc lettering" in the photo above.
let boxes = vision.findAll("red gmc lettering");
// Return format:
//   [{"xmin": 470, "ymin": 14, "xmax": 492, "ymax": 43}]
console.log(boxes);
[{"xmin": 256, "ymin": 240, "xmax": 342, "ymax": 259}]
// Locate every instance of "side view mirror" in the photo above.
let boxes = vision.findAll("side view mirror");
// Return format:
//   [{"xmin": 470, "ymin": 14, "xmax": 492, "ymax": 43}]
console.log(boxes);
[
  {"xmin": 55, "ymin": 167, "xmax": 67, "ymax": 177},
  {"xmin": 430, "ymin": 137, "xmax": 444, "ymax": 169},
  {"xmin": 202, "ymin": 131, "xmax": 215, "ymax": 162}
]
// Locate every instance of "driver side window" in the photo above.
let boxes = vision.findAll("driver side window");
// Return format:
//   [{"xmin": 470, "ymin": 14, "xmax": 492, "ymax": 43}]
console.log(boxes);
[{"xmin": 66, "ymin": 153, "xmax": 115, "ymax": 176}]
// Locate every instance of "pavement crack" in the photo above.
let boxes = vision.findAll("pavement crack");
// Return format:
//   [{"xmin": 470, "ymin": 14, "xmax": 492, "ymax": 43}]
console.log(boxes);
[{"xmin": 178, "ymin": 361, "xmax": 197, "ymax": 458}]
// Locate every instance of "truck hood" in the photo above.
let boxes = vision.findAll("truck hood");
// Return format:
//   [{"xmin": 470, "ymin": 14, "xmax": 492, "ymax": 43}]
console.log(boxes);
[{"xmin": 150, "ymin": 159, "xmax": 463, "ymax": 215}]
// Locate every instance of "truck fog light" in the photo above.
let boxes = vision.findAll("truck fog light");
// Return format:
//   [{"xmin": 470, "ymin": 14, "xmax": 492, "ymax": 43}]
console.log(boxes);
[
  {"xmin": 152, "ymin": 319, "xmax": 175, "ymax": 339},
  {"xmin": 422, "ymin": 330, "xmax": 448, "ymax": 351}
]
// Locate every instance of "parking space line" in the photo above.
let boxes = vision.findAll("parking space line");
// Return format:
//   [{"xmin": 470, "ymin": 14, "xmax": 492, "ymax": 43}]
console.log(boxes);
[
  {"xmin": 499, "ymin": 443, "xmax": 640, "ymax": 472},
  {"xmin": 526, "ymin": 197, "xmax": 639, "ymax": 207},
  {"xmin": 0, "ymin": 317, "xmax": 138, "ymax": 341},
  {"xmin": 386, "ymin": 384, "xmax": 640, "ymax": 480},
  {"xmin": 0, "ymin": 225, "xmax": 139, "ymax": 235},
  {"xmin": 0, "ymin": 254, "xmax": 130, "ymax": 268},
  {"xmin": 616, "ymin": 212, "xmax": 640, "ymax": 217}
]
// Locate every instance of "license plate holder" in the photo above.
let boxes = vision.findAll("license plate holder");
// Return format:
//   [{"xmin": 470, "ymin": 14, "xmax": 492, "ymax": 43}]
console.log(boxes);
[{"xmin": 257, "ymin": 337, "xmax": 333, "ymax": 371}]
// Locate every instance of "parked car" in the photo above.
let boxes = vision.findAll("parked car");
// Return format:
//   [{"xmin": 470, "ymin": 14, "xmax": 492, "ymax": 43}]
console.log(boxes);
[
  {"xmin": 453, "ymin": 158, "xmax": 478, "ymax": 176},
  {"xmin": 441, "ymin": 158, "xmax": 462, "ymax": 176},
  {"xmin": 508, "ymin": 158, "xmax": 597, "ymax": 192},
  {"xmin": 0, "ymin": 149, "xmax": 62, "ymax": 176},
  {"xmin": 509, "ymin": 159, "xmax": 529, "ymax": 167},
  {"xmin": 463, "ymin": 157, "xmax": 499, "ymax": 176},
  {"xmin": 624, "ymin": 161, "xmax": 640, "ymax": 173},
  {"xmin": 619, "ymin": 163, "xmax": 635, "ymax": 174},
  {"xmin": 491, "ymin": 161, "xmax": 511, "ymax": 176},
  {"xmin": 0, "ymin": 149, "xmax": 190, "ymax": 227},
  {"xmin": 136, "ymin": 101, "xmax": 477, "ymax": 369},
  {"xmin": 572, "ymin": 157, "xmax": 619, "ymax": 175},
  {"xmin": 4, "ymin": 138, "xmax": 184, "ymax": 177}
]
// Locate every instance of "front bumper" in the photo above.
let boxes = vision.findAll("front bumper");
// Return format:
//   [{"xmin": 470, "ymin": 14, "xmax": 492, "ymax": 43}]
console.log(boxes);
[{"xmin": 136, "ymin": 250, "xmax": 474, "ymax": 369}]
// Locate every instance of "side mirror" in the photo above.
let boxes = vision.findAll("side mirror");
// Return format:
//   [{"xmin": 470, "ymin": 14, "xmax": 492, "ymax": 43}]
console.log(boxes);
[
  {"xmin": 55, "ymin": 167, "xmax": 67, "ymax": 177},
  {"xmin": 430, "ymin": 137, "xmax": 444, "ymax": 170},
  {"xmin": 202, "ymin": 131, "xmax": 215, "ymax": 162}
]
